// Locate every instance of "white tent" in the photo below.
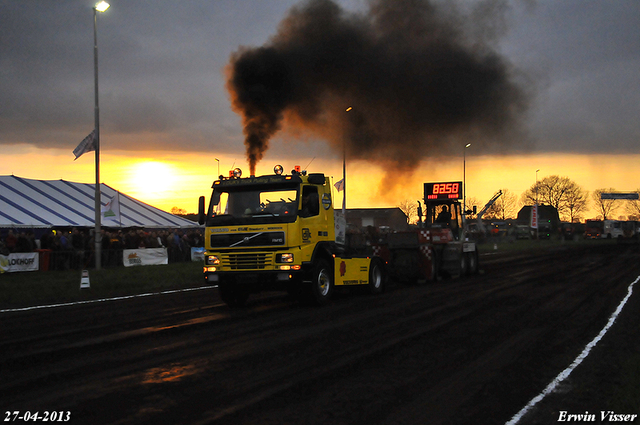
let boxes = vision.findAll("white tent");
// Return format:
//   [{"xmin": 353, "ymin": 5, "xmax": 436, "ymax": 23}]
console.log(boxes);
[{"xmin": 0, "ymin": 175, "xmax": 199, "ymax": 229}]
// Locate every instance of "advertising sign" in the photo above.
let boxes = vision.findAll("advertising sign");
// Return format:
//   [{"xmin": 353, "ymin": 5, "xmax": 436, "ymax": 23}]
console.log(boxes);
[
  {"xmin": 600, "ymin": 192, "xmax": 639, "ymax": 200},
  {"xmin": 191, "ymin": 247, "xmax": 205, "ymax": 262},
  {"xmin": 0, "ymin": 253, "xmax": 39, "ymax": 273},
  {"xmin": 123, "ymin": 248, "xmax": 168, "ymax": 267}
]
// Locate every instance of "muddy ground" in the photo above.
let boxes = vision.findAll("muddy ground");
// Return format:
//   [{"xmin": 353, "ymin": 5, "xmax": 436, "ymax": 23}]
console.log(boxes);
[{"xmin": 1, "ymin": 242, "xmax": 639, "ymax": 425}]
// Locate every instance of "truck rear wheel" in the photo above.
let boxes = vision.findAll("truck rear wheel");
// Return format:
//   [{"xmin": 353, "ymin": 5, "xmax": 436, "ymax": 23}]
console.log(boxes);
[
  {"xmin": 467, "ymin": 250, "xmax": 479, "ymax": 275},
  {"xmin": 306, "ymin": 259, "xmax": 333, "ymax": 305},
  {"xmin": 392, "ymin": 249, "xmax": 420, "ymax": 283},
  {"xmin": 429, "ymin": 251, "xmax": 440, "ymax": 282},
  {"xmin": 368, "ymin": 259, "xmax": 384, "ymax": 294},
  {"xmin": 460, "ymin": 251, "xmax": 468, "ymax": 277}
]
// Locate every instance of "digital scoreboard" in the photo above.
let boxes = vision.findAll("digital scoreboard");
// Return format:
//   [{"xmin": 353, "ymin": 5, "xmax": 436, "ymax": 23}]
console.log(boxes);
[{"xmin": 424, "ymin": 181, "xmax": 463, "ymax": 200}]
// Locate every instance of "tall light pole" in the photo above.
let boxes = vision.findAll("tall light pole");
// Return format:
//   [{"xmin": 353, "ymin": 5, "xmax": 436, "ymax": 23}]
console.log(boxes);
[
  {"xmin": 535, "ymin": 169, "xmax": 540, "ymax": 240},
  {"xmin": 93, "ymin": 1, "xmax": 109, "ymax": 269},
  {"xmin": 535, "ymin": 169, "xmax": 540, "ymax": 204},
  {"xmin": 344, "ymin": 106, "xmax": 352, "ymax": 214},
  {"xmin": 463, "ymin": 143, "xmax": 471, "ymax": 220}
]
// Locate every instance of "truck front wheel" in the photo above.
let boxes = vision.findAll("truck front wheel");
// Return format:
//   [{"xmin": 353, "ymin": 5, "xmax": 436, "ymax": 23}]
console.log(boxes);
[{"xmin": 306, "ymin": 259, "xmax": 333, "ymax": 305}]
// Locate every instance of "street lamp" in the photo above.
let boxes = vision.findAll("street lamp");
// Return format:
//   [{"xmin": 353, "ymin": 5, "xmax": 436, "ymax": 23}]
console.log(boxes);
[
  {"xmin": 463, "ymin": 143, "xmax": 471, "ymax": 219},
  {"xmin": 93, "ymin": 1, "xmax": 109, "ymax": 269},
  {"xmin": 535, "ymin": 169, "xmax": 540, "ymax": 204},
  {"xmin": 343, "ymin": 106, "xmax": 352, "ymax": 214},
  {"xmin": 535, "ymin": 169, "xmax": 540, "ymax": 240}
]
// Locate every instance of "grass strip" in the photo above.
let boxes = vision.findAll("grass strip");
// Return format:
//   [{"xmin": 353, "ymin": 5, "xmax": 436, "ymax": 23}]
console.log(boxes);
[
  {"xmin": 0, "ymin": 261, "xmax": 204, "ymax": 309},
  {"xmin": 0, "ymin": 238, "xmax": 624, "ymax": 309}
]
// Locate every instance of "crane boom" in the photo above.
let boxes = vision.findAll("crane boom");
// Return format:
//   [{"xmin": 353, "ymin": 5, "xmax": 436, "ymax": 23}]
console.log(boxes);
[{"xmin": 477, "ymin": 190, "xmax": 502, "ymax": 219}]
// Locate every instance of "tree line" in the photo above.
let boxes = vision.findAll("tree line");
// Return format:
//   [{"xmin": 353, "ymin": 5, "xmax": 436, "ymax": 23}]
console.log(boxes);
[{"xmin": 400, "ymin": 175, "xmax": 640, "ymax": 224}]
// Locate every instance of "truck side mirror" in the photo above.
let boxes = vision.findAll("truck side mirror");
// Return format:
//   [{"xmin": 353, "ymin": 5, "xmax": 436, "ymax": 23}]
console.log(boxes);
[
  {"xmin": 198, "ymin": 196, "xmax": 205, "ymax": 225},
  {"xmin": 473, "ymin": 206, "xmax": 477, "ymax": 215}
]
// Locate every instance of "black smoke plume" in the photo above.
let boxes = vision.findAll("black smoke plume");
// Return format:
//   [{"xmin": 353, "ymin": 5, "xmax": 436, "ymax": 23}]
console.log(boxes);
[{"xmin": 226, "ymin": 0, "xmax": 529, "ymax": 177}]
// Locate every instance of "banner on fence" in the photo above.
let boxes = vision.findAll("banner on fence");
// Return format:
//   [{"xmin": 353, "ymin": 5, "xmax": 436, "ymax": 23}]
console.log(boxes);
[
  {"xmin": 0, "ymin": 253, "xmax": 39, "ymax": 273},
  {"xmin": 191, "ymin": 247, "xmax": 205, "ymax": 262},
  {"xmin": 123, "ymin": 248, "xmax": 168, "ymax": 267}
]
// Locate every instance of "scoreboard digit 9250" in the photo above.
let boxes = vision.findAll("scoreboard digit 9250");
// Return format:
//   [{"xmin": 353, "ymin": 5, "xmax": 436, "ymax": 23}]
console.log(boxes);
[{"xmin": 424, "ymin": 181, "xmax": 463, "ymax": 200}]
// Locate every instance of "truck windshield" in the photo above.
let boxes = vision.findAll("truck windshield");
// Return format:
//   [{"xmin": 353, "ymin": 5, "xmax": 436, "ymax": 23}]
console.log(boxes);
[{"xmin": 207, "ymin": 187, "xmax": 298, "ymax": 225}]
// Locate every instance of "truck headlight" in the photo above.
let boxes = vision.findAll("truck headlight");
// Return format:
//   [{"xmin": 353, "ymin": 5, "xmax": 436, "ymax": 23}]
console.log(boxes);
[
  {"xmin": 276, "ymin": 253, "xmax": 294, "ymax": 263},
  {"xmin": 206, "ymin": 255, "xmax": 220, "ymax": 266}
]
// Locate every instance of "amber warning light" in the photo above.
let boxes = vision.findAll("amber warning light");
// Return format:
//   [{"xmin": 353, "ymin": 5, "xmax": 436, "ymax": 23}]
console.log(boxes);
[{"xmin": 424, "ymin": 182, "xmax": 463, "ymax": 200}]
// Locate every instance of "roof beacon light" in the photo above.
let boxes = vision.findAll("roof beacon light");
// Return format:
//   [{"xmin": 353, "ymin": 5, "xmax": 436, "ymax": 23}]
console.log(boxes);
[
  {"xmin": 233, "ymin": 168, "xmax": 242, "ymax": 178},
  {"xmin": 274, "ymin": 164, "xmax": 284, "ymax": 175}
]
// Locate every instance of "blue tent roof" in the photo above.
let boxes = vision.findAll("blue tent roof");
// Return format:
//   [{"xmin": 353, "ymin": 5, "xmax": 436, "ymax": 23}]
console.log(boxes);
[{"xmin": 0, "ymin": 175, "xmax": 199, "ymax": 229}]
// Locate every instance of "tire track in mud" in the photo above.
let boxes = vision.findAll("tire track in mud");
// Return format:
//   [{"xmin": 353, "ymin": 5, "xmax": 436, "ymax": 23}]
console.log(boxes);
[
  {"xmin": 1, "ymin": 243, "xmax": 638, "ymax": 425},
  {"xmin": 190, "ymin": 244, "xmax": 640, "ymax": 425}
]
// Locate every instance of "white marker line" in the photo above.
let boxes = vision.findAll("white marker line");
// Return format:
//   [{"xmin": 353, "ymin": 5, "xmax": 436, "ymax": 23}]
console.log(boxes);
[
  {"xmin": 505, "ymin": 275, "xmax": 640, "ymax": 425},
  {"xmin": 0, "ymin": 285, "xmax": 217, "ymax": 314}
]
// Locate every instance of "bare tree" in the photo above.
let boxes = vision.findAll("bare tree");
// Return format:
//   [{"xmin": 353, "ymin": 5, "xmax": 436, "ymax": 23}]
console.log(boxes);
[
  {"xmin": 485, "ymin": 189, "xmax": 518, "ymax": 220},
  {"xmin": 592, "ymin": 188, "xmax": 619, "ymax": 220},
  {"xmin": 564, "ymin": 185, "xmax": 589, "ymax": 223},
  {"xmin": 522, "ymin": 175, "xmax": 588, "ymax": 222},
  {"xmin": 398, "ymin": 199, "xmax": 418, "ymax": 224},
  {"xmin": 171, "ymin": 206, "xmax": 188, "ymax": 215},
  {"xmin": 624, "ymin": 189, "xmax": 640, "ymax": 220},
  {"xmin": 465, "ymin": 196, "xmax": 482, "ymax": 220}
]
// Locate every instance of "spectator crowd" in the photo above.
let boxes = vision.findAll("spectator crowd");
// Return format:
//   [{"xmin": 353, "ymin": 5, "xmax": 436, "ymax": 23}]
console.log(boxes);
[{"xmin": 0, "ymin": 228, "xmax": 204, "ymax": 270}]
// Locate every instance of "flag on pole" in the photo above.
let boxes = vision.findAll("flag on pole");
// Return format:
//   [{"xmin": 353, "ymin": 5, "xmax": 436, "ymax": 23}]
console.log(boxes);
[
  {"xmin": 530, "ymin": 203, "xmax": 538, "ymax": 229},
  {"xmin": 334, "ymin": 178, "xmax": 345, "ymax": 192},
  {"xmin": 101, "ymin": 193, "xmax": 121, "ymax": 223},
  {"xmin": 73, "ymin": 130, "xmax": 96, "ymax": 160}
]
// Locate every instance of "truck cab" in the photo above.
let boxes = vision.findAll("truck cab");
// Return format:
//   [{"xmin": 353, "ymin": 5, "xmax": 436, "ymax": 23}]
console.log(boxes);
[
  {"xmin": 198, "ymin": 166, "xmax": 379, "ymax": 307},
  {"xmin": 421, "ymin": 181, "xmax": 478, "ymax": 277},
  {"xmin": 371, "ymin": 181, "xmax": 479, "ymax": 284},
  {"xmin": 423, "ymin": 200, "xmax": 465, "ymax": 240}
]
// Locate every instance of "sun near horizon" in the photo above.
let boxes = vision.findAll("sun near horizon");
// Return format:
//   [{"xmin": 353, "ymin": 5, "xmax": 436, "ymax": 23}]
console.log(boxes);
[{"xmin": 2, "ymin": 148, "xmax": 639, "ymax": 221}]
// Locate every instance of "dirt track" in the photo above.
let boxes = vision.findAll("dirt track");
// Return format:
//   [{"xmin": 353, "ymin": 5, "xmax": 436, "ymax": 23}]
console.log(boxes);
[{"xmin": 1, "ymin": 242, "xmax": 639, "ymax": 425}]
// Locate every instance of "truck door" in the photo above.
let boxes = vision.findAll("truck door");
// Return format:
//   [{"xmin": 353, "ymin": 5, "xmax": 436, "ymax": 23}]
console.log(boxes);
[{"xmin": 300, "ymin": 186, "xmax": 320, "ymax": 218}]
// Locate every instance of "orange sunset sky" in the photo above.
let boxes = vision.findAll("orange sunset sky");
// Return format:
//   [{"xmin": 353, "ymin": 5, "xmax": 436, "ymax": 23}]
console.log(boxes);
[{"xmin": 3, "ymin": 146, "xmax": 639, "ymax": 220}]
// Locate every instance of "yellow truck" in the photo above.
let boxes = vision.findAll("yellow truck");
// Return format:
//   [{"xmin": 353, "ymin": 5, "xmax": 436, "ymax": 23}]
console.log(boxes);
[{"xmin": 198, "ymin": 166, "xmax": 384, "ymax": 306}]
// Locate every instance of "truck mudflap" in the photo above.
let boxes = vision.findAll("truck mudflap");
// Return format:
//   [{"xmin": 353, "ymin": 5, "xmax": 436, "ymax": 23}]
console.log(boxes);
[{"xmin": 334, "ymin": 257, "xmax": 370, "ymax": 286}]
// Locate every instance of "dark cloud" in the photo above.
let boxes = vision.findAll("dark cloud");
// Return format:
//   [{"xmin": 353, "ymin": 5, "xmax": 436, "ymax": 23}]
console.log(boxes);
[
  {"xmin": 502, "ymin": 0, "xmax": 640, "ymax": 153},
  {"xmin": 0, "ymin": 0, "xmax": 243, "ymax": 150},
  {"xmin": 0, "ymin": 0, "xmax": 639, "ymax": 158},
  {"xmin": 227, "ymin": 0, "xmax": 530, "ymax": 175}
]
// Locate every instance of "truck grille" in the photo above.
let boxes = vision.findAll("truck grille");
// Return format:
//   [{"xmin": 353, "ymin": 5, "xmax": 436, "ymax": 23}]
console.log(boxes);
[
  {"xmin": 222, "ymin": 253, "xmax": 272, "ymax": 270},
  {"xmin": 210, "ymin": 232, "xmax": 285, "ymax": 248}
]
